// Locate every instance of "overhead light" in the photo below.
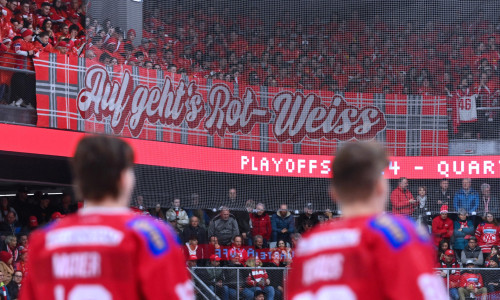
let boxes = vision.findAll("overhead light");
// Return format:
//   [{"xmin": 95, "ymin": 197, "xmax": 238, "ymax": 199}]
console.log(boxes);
[{"xmin": 0, "ymin": 192, "xmax": 64, "ymax": 197}]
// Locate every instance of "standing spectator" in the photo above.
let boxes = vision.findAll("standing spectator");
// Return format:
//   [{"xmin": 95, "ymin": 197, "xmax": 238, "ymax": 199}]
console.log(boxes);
[
  {"xmin": 453, "ymin": 178, "xmax": 479, "ymax": 214},
  {"xmin": 250, "ymin": 203, "xmax": 271, "ymax": 244},
  {"xmin": 415, "ymin": 186, "xmax": 432, "ymax": 227},
  {"xmin": 475, "ymin": 213, "xmax": 500, "ymax": 255},
  {"xmin": 181, "ymin": 216, "xmax": 208, "ymax": 245},
  {"xmin": 0, "ymin": 198, "xmax": 16, "ymax": 223},
  {"xmin": 453, "ymin": 209, "xmax": 475, "ymax": 259},
  {"xmin": 458, "ymin": 260, "xmax": 487, "ymax": 300},
  {"xmin": 390, "ymin": 177, "xmax": 416, "ymax": 216},
  {"xmin": 461, "ymin": 237, "xmax": 484, "ymax": 267},
  {"xmin": 296, "ymin": 203, "xmax": 319, "ymax": 233},
  {"xmin": 0, "ymin": 212, "xmax": 22, "ymax": 237},
  {"xmin": 478, "ymin": 183, "xmax": 500, "ymax": 218},
  {"xmin": 0, "ymin": 252, "xmax": 13, "ymax": 285},
  {"xmin": 166, "ymin": 198, "xmax": 189, "ymax": 232},
  {"xmin": 220, "ymin": 188, "xmax": 241, "ymax": 210},
  {"xmin": 437, "ymin": 249, "xmax": 460, "ymax": 300},
  {"xmin": 271, "ymin": 204, "xmax": 295, "ymax": 244},
  {"xmin": 242, "ymin": 257, "xmax": 275, "ymax": 300},
  {"xmin": 435, "ymin": 179, "xmax": 452, "ymax": 207},
  {"xmin": 208, "ymin": 208, "xmax": 240, "ymax": 246},
  {"xmin": 432, "ymin": 205, "xmax": 453, "ymax": 247},
  {"xmin": 6, "ymin": 270, "xmax": 21, "ymax": 300}
]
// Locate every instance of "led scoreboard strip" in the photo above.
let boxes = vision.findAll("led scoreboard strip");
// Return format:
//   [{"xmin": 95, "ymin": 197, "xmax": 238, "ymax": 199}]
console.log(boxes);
[{"xmin": 0, "ymin": 123, "xmax": 498, "ymax": 179}]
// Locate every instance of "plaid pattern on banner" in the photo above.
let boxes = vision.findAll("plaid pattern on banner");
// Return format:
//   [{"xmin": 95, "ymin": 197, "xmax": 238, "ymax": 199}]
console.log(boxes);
[{"xmin": 34, "ymin": 55, "xmax": 449, "ymax": 156}]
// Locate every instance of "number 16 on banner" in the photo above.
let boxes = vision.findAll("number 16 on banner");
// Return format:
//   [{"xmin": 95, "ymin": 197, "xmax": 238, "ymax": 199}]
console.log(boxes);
[{"xmin": 387, "ymin": 161, "xmax": 400, "ymax": 176}]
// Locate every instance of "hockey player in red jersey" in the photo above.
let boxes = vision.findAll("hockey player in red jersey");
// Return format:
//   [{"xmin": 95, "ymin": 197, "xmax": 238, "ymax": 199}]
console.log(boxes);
[
  {"xmin": 20, "ymin": 136, "xmax": 194, "ymax": 300},
  {"xmin": 286, "ymin": 142, "xmax": 447, "ymax": 300}
]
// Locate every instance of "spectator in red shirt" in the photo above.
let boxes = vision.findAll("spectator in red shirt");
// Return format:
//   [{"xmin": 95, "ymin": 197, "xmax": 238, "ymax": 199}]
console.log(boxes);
[
  {"xmin": 390, "ymin": 177, "xmax": 417, "ymax": 216},
  {"xmin": 437, "ymin": 249, "xmax": 460, "ymax": 300},
  {"xmin": 432, "ymin": 205, "xmax": 454, "ymax": 247},
  {"xmin": 249, "ymin": 203, "xmax": 271, "ymax": 244},
  {"xmin": 458, "ymin": 260, "xmax": 487, "ymax": 300}
]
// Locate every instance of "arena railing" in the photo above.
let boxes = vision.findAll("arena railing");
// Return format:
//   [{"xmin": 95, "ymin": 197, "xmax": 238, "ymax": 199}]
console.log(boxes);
[
  {"xmin": 435, "ymin": 268, "xmax": 500, "ymax": 299},
  {"xmin": 191, "ymin": 266, "xmax": 287, "ymax": 300},
  {"xmin": 0, "ymin": 52, "xmax": 36, "ymax": 74}
]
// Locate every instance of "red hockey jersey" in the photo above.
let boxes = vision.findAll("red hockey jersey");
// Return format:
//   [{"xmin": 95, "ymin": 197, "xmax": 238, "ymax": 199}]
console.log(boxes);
[
  {"xmin": 286, "ymin": 214, "xmax": 447, "ymax": 300},
  {"xmin": 19, "ymin": 207, "xmax": 194, "ymax": 300},
  {"xmin": 475, "ymin": 222, "xmax": 500, "ymax": 253}
]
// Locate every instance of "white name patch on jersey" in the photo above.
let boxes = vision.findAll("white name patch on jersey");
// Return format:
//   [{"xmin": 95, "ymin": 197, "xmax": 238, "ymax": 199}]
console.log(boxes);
[
  {"xmin": 297, "ymin": 229, "xmax": 360, "ymax": 256},
  {"xmin": 52, "ymin": 252, "xmax": 101, "ymax": 279},
  {"xmin": 46, "ymin": 226, "xmax": 124, "ymax": 250},
  {"xmin": 303, "ymin": 253, "xmax": 345, "ymax": 285}
]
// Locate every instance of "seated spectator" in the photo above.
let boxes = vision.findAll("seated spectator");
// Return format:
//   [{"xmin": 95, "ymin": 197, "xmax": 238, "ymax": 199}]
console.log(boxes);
[
  {"xmin": 224, "ymin": 252, "xmax": 247, "ymax": 298},
  {"xmin": 264, "ymin": 251, "xmax": 287, "ymax": 300},
  {"xmin": 461, "ymin": 237, "xmax": 484, "ymax": 267},
  {"xmin": 254, "ymin": 290, "xmax": 266, "ymax": 300},
  {"xmin": 485, "ymin": 246, "xmax": 500, "ymax": 267},
  {"xmin": 296, "ymin": 203, "xmax": 318, "ymax": 233},
  {"xmin": 226, "ymin": 235, "xmax": 248, "ymax": 263},
  {"xmin": 486, "ymin": 256, "xmax": 500, "ymax": 295},
  {"xmin": 165, "ymin": 198, "xmax": 189, "ymax": 232},
  {"xmin": 478, "ymin": 183, "xmax": 500, "ymax": 218},
  {"xmin": 0, "ymin": 212, "xmax": 23, "ymax": 237},
  {"xmin": 475, "ymin": 213, "xmax": 500, "ymax": 255},
  {"xmin": 437, "ymin": 249, "xmax": 460, "ymax": 300},
  {"xmin": 57, "ymin": 193, "xmax": 77, "ymax": 215},
  {"xmin": 271, "ymin": 204, "xmax": 295, "ymax": 244},
  {"xmin": 181, "ymin": 216, "xmax": 208, "ymax": 245},
  {"xmin": 390, "ymin": 177, "xmax": 417, "ymax": 217},
  {"xmin": 186, "ymin": 255, "xmax": 198, "ymax": 269},
  {"xmin": 317, "ymin": 208, "xmax": 335, "ymax": 224},
  {"xmin": 185, "ymin": 193, "xmax": 210, "ymax": 228},
  {"xmin": 198, "ymin": 255, "xmax": 232, "ymax": 300},
  {"xmin": 272, "ymin": 239, "xmax": 292, "ymax": 265},
  {"xmin": 32, "ymin": 194, "xmax": 53, "ymax": 225},
  {"xmin": 437, "ymin": 239, "xmax": 451, "ymax": 262},
  {"xmin": 0, "ymin": 251, "xmax": 13, "ymax": 285},
  {"xmin": 0, "ymin": 198, "xmax": 17, "ymax": 223},
  {"xmin": 183, "ymin": 236, "xmax": 205, "ymax": 266},
  {"xmin": 453, "ymin": 209, "xmax": 475, "ymax": 260},
  {"xmin": 206, "ymin": 235, "xmax": 221, "ymax": 259},
  {"xmin": 208, "ymin": 208, "xmax": 240, "ymax": 246},
  {"xmin": 458, "ymin": 260, "xmax": 487, "ymax": 300},
  {"xmin": 148, "ymin": 203, "xmax": 166, "ymax": 221},
  {"xmin": 17, "ymin": 234, "xmax": 28, "ymax": 251},
  {"xmin": 251, "ymin": 235, "xmax": 269, "ymax": 262},
  {"xmin": 242, "ymin": 257, "xmax": 275, "ymax": 300},
  {"xmin": 6, "ymin": 270, "xmax": 21, "ymax": 300},
  {"xmin": 13, "ymin": 248, "xmax": 26, "ymax": 275},
  {"xmin": 0, "ymin": 235, "xmax": 18, "ymax": 262},
  {"xmin": 250, "ymin": 203, "xmax": 271, "ymax": 244},
  {"xmin": 453, "ymin": 179, "xmax": 479, "ymax": 214},
  {"xmin": 431, "ymin": 205, "xmax": 453, "ymax": 247},
  {"xmin": 166, "ymin": 214, "xmax": 181, "ymax": 235}
]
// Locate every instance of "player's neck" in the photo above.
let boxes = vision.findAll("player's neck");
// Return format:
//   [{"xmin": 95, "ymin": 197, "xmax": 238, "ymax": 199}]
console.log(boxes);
[
  {"xmin": 84, "ymin": 196, "xmax": 129, "ymax": 208},
  {"xmin": 340, "ymin": 199, "xmax": 384, "ymax": 218}
]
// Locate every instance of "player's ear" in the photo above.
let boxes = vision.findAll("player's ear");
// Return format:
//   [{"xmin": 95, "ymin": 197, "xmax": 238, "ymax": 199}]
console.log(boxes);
[
  {"xmin": 119, "ymin": 168, "xmax": 135, "ymax": 200},
  {"xmin": 374, "ymin": 176, "xmax": 388, "ymax": 199}
]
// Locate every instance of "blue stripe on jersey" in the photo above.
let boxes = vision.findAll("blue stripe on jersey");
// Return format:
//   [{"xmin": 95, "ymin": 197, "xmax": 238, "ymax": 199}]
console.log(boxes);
[
  {"xmin": 128, "ymin": 217, "xmax": 170, "ymax": 256},
  {"xmin": 369, "ymin": 215, "xmax": 410, "ymax": 249}
]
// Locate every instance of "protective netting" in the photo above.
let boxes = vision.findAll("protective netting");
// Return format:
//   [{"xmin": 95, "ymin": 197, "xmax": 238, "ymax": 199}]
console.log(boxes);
[{"xmin": 80, "ymin": 0, "xmax": 500, "ymax": 222}]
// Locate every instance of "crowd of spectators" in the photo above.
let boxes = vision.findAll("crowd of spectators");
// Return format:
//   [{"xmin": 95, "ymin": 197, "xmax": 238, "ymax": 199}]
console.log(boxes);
[
  {"xmin": 0, "ymin": 0, "xmax": 85, "ymax": 108},
  {"xmin": 84, "ymin": 3, "xmax": 500, "ymax": 99},
  {"xmin": 392, "ymin": 177, "xmax": 500, "ymax": 300}
]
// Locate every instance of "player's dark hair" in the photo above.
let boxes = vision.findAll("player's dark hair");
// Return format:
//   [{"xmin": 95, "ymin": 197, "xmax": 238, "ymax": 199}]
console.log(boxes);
[
  {"xmin": 331, "ymin": 141, "xmax": 388, "ymax": 201},
  {"xmin": 72, "ymin": 136, "xmax": 134, "ymax": 202}
]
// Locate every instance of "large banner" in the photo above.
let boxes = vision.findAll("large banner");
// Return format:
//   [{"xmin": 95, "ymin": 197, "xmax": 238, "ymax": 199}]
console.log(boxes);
[{"xmin": 34, "ymin": 53, "xmax": 449, "ymax": 156}]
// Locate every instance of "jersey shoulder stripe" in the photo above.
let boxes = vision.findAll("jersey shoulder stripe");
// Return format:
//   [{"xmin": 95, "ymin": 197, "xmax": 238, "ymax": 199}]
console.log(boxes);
[
  {"xmin": 369, "ymin": 214, "xmax": 411, "ymax": 249},
  {"xmin": 127, "ymin": 216, "xmax": 176, "ymax": 257}
]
